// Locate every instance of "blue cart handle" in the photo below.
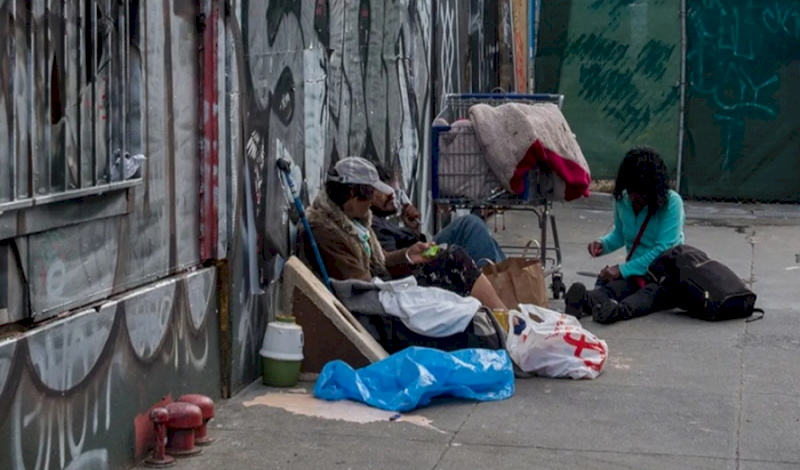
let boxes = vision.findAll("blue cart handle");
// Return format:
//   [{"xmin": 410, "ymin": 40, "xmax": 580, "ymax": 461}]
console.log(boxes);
[{"xmin": 452, "ymin": 93, "xmax": 561, "ymax": 100}]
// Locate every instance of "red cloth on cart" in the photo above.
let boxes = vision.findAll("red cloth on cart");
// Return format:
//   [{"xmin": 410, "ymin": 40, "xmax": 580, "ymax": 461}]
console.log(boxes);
[{"xmin": 512, "ymin": 140, "xmax": 591, "ymax": 201}]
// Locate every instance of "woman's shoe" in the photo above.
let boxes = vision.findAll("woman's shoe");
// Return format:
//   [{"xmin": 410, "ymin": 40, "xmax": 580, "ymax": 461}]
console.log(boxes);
[
  {"xmin": 565, "ymin": 283, "xmax": 588, "ymax": 318},
  {"xmin": 592, "ymin": 298, "xmax": 622, "ymax": 324}
]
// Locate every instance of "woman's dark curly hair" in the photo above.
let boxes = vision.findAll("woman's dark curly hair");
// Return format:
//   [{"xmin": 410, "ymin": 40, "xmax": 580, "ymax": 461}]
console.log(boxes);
[{"xmin": 613, "ymin": 146, "xmax": 671, "ymax": 214}]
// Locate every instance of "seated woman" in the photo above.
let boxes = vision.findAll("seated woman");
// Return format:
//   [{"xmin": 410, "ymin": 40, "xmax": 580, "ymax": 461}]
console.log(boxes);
[
  {"xmin": 298, "ymin": 156, "xmax": 507, "ymax": 311},
  {"xmin": 565, "ymin": 147, "xmax": 685, "ymax": 324}
]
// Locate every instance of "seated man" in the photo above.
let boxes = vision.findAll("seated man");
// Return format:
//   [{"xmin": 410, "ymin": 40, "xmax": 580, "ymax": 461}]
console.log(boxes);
[
  {"xmin": 298, "ymin": 156, "xmax": 506, "ymax": 310},
  {"xmin": 370, "ymin": 164, "xmax": 506, "ymax": 267}
]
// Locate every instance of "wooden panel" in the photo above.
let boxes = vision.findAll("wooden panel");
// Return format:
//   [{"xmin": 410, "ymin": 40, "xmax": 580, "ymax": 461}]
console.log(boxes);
[
  {"xmin": 511, "ymin": 0, "xmax": 528, "ymax": 93},
  {"xmin": 32, "ymin": 0, "xmax": 48, "ymax": 196},
  {"xmin": 95, "ymin": 0, "xmax": 109, "ymax": 184},
  {"xmin": 107, "ymin": 0, "xmax": 121, "ymax": 164},
  {"xmin": 497, "ymin": 0, "xmax": 515, "ymax": 92},
  {"xmin": 79, "ymin": 0, "xmax": 93, "ymax": 187},
  {"xmin": 48, "ymin": 0, "xmax": 66, "ymax": 192},
  {"xmin": 292, "ymin": 288, "xmax": 372, "ymax": 373}
]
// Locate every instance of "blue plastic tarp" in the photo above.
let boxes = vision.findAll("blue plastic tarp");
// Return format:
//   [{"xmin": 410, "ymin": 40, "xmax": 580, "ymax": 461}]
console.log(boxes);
[{"xmin": 313, "ymin": 347, "xmax": 515, "ymax": 412}]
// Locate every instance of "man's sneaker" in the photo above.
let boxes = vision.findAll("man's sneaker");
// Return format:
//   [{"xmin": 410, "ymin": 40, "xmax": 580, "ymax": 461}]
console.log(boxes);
[
  {"xmin": 592, "ymin": 298, "xmax": 621, "ymax": 324},
  {"xmin": 565, "ymin": 283, "xmax": 588, "ymax": 318}
]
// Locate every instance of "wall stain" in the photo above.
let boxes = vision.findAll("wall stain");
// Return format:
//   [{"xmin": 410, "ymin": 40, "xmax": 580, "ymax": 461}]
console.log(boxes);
[
  {"xmin": 565, "ymin": 33, "xmax": 629, "ymax": 64},
  {"xmin": 565, "ymin": 35, "xmax": 676, "ymax": 140},
  {"xmin": 636, "ymin": 39, "xmax": 675, "ymax": 81}
]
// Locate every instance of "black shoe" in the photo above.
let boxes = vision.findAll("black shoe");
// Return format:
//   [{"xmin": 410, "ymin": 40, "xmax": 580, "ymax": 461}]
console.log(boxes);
[
  {"xmin": 565, "ymin": 283, "xmax": 588, "ymax": 318},
  {"xmin": 592, "ymin": 298, "xmax": 621, "ymax": 324}
]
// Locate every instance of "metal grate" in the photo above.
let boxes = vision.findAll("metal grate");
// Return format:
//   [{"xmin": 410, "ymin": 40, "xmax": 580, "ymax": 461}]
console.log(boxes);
[
  {"xmin": 443, "ymin": 93, "xmax": 564, "ymax": 121},
  {"xmin": 431, "ymin": 93, "xmax": 564, "ymax": 205},
  {"xmin": 0, "ymin": 0, "xmax": 142, "ymax": 212}
]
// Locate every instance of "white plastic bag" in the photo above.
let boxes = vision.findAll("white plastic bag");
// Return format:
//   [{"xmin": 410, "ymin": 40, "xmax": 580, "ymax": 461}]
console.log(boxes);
[
  {"xmin": 505, "ymin": 304, "xmax": 608, "ymax": 379},
  {"xmin": 374, "ymin": 277, "xmax": 481, "ymax": 337}
]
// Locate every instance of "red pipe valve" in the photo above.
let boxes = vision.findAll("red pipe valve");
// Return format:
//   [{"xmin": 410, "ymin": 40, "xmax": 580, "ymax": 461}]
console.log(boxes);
[
  {"xmin": 177, "ymin": 394, "xmax": 215, "ymax": 445},
  {"xmin": 165, "ymin": 402, "xmax": 203, "ymax": 457}
]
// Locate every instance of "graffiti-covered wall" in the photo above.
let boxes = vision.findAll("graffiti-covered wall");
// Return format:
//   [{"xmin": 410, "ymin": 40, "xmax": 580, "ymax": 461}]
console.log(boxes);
[
  {"xmin": 433, "ymin": 0, "xmax": 502, "ymax": 113},
  {"xmin": 0, "ymin": 268, "xmax": 221, "ymax": 470},
  {"xmin": 682, "ymin": 0, "xmax": 800, "ymax": 201},
  {"xmin": 0, "ymin": 1, "xmax": 216, "ymax": 322},
  {"xmin": 535, "ymin": 0, "xmax": 681, "ymax": 178},
  {"xmin": 223, "ymin": 0, "xmax": 433, "ymax": 394},
  {"xmin": 0, "ymin": 2, "xmax": 225, "ymax": 470}
]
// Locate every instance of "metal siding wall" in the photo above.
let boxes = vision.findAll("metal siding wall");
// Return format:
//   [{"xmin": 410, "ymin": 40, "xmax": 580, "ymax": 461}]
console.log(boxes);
[
  {"xmin": 0, "ymin": 268, "xmax": 221, "ymax": 470},
  {"xmin": 0, "ymin": 1, "xmax": 203, "ymax": 321}
]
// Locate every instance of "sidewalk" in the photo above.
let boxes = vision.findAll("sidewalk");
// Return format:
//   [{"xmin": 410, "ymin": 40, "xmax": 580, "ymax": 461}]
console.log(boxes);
[
  {"xmin": 170, "ymin": 201, "xmax": 800, "ymax": 470},
  {"xmin": 575, "ymin": 193, "xmax": 800, "ymax": 226}
]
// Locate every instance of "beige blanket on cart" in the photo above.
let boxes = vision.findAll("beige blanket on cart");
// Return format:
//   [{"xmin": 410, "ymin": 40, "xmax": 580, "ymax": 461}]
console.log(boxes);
[{"xmin": 468, "ymin": 103, "xmax": 591, "ymax": 201}]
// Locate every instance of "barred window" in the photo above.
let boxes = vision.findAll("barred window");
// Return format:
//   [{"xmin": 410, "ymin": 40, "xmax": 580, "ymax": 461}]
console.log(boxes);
[{"xmin": 0, "ymin": 0, "xmax": 143, "ymax": 211}]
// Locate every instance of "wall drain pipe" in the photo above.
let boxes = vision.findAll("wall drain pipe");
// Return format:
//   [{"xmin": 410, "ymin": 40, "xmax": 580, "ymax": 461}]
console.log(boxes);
[{"xmin": 676, "ymin": 0, "xmax": 687, "ymax": 193}]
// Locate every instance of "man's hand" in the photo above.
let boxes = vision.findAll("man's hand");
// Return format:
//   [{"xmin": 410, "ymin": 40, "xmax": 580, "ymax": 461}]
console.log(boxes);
[
  {"xmin": 599, "ymin": 265, "xmax": 621, "ymax": 282},
  {"xmin": 401, "ymin": 204, "xmax": 421, "ymax": 232},
  {"xmin": 406, "ymin": 241, "xmax": 434, "ymax": 265},
  {"xmin": 588, "ymin": 240, "xmax": 603, "ymax": 257}
]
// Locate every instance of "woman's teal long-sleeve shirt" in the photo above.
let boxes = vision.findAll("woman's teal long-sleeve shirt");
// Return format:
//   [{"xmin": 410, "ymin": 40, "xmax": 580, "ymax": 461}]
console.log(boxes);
[{"xmin": 599, "ymin": 190, "xmax": 685, "ymax": 279}]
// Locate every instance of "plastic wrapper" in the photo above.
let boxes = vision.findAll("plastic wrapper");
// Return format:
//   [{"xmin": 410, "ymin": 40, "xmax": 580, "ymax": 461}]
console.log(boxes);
[{"xmin": 313, "ymin": 347, "xmax": 515, "ymax": 412}]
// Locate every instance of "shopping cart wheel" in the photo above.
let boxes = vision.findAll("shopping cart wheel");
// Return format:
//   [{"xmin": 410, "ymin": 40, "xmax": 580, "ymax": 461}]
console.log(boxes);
[{"xmin": 551, "ymin": 273, "xmax": 566, "ymax": 300}]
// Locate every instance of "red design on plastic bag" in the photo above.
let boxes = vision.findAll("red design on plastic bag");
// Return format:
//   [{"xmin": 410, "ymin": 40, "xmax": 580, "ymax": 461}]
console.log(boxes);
[{"xmin": 563, "ymin": 333, "xmax": 607, "ymax": 371}]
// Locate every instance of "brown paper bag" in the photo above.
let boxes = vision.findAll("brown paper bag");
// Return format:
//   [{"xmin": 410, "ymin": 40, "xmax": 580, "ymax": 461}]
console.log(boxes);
[{"xmin": 482, "ymin": 242, "xmax": 548, "ymax": 309}]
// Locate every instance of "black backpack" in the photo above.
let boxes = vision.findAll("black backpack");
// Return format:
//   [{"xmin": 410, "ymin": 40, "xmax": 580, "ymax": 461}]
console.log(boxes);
[{"xmin": 650, "ymin": 245, "xmax": 764, "ymax": 322}]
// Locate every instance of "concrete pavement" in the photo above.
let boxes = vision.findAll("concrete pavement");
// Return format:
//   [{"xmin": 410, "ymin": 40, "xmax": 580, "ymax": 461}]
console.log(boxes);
[{"xmin": 165, "ymin": 197, "xmax": 800, "ymax": 470}]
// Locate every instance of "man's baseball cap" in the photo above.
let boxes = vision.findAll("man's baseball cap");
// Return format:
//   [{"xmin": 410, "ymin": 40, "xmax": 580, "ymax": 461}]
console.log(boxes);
[{"xmin": 328, "ymin": 157, "xmax": 394, "ymax": 195}]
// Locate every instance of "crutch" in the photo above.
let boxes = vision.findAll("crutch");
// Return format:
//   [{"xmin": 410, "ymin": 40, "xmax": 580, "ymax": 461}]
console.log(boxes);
[{"xmin": 276, "ymin": 159, "xmax": 332, "ymax": 292}]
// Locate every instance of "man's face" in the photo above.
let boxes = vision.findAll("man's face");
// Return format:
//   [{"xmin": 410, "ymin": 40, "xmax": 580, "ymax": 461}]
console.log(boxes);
[
  {"xmin": 344, "ymin": 197, "xmax": 372, "ymax": 219},
  {"xmin": 342, "ymin": 185, "xmax": 375, "ymax": 220},
  {"xmin": 371, "ymin": 188, "xmax": 397, "ymax": 215}
]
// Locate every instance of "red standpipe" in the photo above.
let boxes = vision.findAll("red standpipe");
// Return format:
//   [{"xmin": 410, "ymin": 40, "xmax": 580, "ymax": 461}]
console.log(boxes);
[
  {"xmin": 177, "ymin": 394, "xmax": 216, "ymax": 445},
  {"xmin": 165, "ymin": 402, "xmax": 204, "ymax": 457},
  {"xmin": 143, "ymin": 408, "xmax": 175, "ymax": 467}
]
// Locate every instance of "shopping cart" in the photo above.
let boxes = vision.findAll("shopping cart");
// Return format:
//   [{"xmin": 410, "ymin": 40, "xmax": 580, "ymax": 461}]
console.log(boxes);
[{"xmin": 431, "ymin": 93, "xmax": 567, "ymax": 299}]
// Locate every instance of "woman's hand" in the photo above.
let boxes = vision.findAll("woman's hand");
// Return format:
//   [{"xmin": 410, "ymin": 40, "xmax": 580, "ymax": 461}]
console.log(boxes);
[
  {"xmin": 599, "ymin": 265, "xmax": 621, "ymax": 281},
  {"xmin": 406, "ymin": 241, "xmax": 434, "ymax": 265},
  {"xmin": 588, "ymin": 240, "xmax": 603, "ymax": 257}
]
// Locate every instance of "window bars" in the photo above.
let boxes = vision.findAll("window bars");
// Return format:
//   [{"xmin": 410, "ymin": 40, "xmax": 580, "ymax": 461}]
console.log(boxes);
[{"xmin": 0, "ymin": 0, "xmax": 141, "ymax": 211}]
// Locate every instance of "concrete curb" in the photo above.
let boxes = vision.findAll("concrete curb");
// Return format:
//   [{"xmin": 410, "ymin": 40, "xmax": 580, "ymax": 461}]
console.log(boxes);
[{"xmin": 566, "ymin": 193, "xmax": 800, "ymax": 226}]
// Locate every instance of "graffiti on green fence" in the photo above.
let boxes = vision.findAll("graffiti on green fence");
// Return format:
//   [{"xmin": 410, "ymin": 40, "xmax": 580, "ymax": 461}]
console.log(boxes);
[
  {"xmin": 682, "ymin": 0, "xmax": 800, "ymax": 200},
  {"xmin": 537, "ymin": 0, "xmax": 681, "ymax": 179},
  {"xmin": 564, "ymin": 35, "xmax": 677, "ymax": 140}
]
